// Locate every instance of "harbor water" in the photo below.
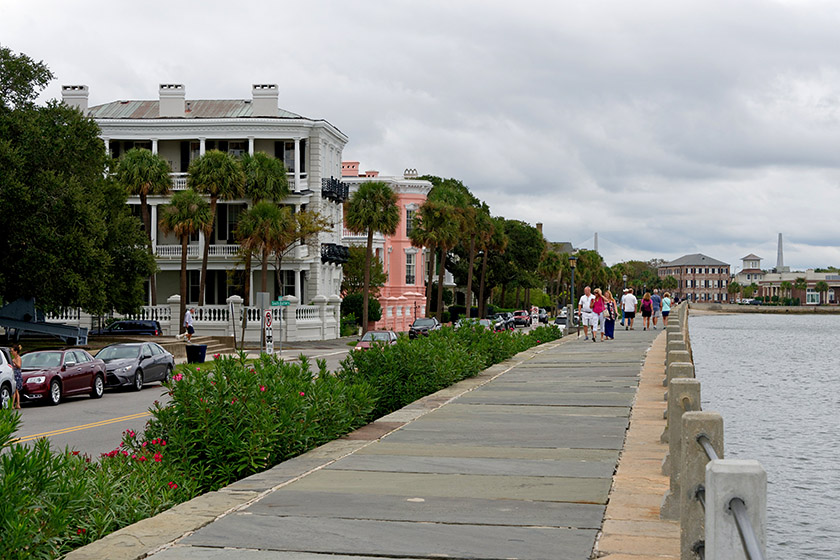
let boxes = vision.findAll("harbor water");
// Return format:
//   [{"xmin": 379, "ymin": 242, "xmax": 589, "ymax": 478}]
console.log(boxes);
[{"xmin": 689, "ymin": 313, "xmax": 840, "ymax": 558}]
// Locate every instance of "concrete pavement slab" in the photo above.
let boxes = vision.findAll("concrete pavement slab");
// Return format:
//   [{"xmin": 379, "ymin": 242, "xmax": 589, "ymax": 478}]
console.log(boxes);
[{"xmin": 356, "ymin": 441, "xmax": 620, "ymax": 462}]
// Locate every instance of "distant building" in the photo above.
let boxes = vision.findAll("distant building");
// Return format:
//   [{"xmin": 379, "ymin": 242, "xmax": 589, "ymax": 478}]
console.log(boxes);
[
  {"xmin": 658, "ymin": 254, "xmax": 731, "ymax": 302},
  {"xmin": 735, "ymin": 254, "xmax": 765, "ymax": 286},
  {"xmin": 341, "ymin": 164, "xmax": 432, "ymax": 331}
]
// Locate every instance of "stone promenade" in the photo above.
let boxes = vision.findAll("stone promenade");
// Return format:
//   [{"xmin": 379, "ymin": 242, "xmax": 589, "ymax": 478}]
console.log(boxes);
[{"xmin": 69, "ymin": 327, "xmax": 669, "ymax": 560}]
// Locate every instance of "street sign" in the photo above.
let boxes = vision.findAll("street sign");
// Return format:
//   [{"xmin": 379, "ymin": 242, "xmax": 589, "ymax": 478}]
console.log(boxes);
[
  {"xmin": 271, "ymin": 300, "xmax": 291, "ymax": 307},
  {"xmin": 264, "ymin": 310, "xmax": 274, "ymax": 355}
]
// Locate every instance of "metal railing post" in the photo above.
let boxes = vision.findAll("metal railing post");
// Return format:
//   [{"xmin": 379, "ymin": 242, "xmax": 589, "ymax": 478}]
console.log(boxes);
[
  {"xmin": 705, "ymin": 459, "xmax": 766, "ymax": 560},
  {"xmin": 660, "ymin": 378, "xmax": 701, "ymax": 517},
  {"xmin": 680, "ymin": 411, "xmax": 724, "ymax": 560}
]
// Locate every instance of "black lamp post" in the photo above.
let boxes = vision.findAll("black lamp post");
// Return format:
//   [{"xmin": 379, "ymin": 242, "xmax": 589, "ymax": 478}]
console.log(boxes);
[{"xmin": 569, "ymin": 255, "xmax": 578, "ymax": 333}]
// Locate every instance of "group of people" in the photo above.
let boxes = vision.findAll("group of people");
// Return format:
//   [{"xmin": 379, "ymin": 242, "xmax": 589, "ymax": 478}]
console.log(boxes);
[{"xmin": 577, "ymin": 287, "xmax": 672, "ymax": 342}]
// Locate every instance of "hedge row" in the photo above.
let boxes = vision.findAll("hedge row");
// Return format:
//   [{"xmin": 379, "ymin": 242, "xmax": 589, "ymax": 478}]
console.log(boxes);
[{"xmin": 0, "ymin": 325, "xmax": 561, "ymax": 558}]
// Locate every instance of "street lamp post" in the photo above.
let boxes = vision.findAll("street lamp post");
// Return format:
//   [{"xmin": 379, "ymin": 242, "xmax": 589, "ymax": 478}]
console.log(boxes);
[
  {"xmin": 622, "ymin": 274, "xmax": 628, "ymax": 326},
  {"xmin": 569, "ymin": 255, "xmax": 578, "ymax": 336}
]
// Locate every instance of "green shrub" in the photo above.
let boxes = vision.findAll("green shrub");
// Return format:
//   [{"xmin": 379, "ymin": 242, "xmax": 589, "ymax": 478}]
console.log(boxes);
[
  {"xmin": 143, "ymin": 355, "xmax": 375, "ymax": 491},
  {"xmin": 340, "ymin": 313, "xmax": 359, "ymax": 336},
  {"xmin": 341, "ymin": 293, "xmax": 382, "ymax": 324}
]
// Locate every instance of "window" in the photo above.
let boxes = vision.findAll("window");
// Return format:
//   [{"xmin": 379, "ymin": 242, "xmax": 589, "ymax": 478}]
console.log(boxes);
[
  {"xmin": 228, "ymin": 141, "xmax": 247, "ymax": 158},
  {"xmin": 406, "ymin": 209, "xmax": 415, "ymax": 236},
  {"xmin": 406, "ymin": 253, "xmax": 415, "ymax": 285},
  {"xmin": 806, "ymin": 288, "xmax": 820, "ymax": 305},
  {"xmin": 189, "ymin": 270, "xmax": 200, "ymax": 304}
]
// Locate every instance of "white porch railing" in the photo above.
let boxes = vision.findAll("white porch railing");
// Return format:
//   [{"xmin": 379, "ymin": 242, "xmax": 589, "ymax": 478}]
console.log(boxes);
[
  {"xmin": 209, "ymin": 244, "xmax": 240, "ymax": 257},
  {"xmin": 170, "ymin": 172, "xmax": 307, "ymax": 192},
  {"xmin": 155, "ymin": 245, "xmax": 199, "ymax": 258}
]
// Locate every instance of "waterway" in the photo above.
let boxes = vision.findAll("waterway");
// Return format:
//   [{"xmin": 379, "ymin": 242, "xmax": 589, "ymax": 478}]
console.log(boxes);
[{"xmin": 690, "ymin": 313, "xmax": 839, "ymax": 558}]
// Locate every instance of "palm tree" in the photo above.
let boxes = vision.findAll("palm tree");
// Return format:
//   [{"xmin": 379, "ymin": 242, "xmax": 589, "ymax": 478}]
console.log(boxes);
[
  {"xmin": 780, "ymin": 280, "xmax": 792, "ymax": 302},
  {"xmin": 727, "ymin": 281, "xmax": 741, "ymax": 302},
  {"xmin": 345, "ymin": 181, "xmax": 400, "ymax": 333},
  {"xmin": 158, "ymin": 190, "xmax": 211, "ymax": 334},
  {"xmin": 114, "ymin": 148, "xmax": 172, "ymax": 304},
  {"xmin": 188, "ymin": 150, "xmax": 246, "ymax": 305},
  {"xmin": 235, "ymin": 202, "xmax": 285, "ymax": 305},
  {"xmin": 815, "ymin": 280, "xmax": 829, "ymax": 305},
  {"xmin": 241, "ymin": 152, "xmax": 289, "ymax": 204},
  {"xmin": 478, "ymin": 216, "xmax": 508, "ymax": 317},
  {"xmin": 794, "ymin": 277, "xmax": 807, "ymax": 303},
  {"xmin": 538, "ymin": 251, "xmax": 562, "ymax": 312}
]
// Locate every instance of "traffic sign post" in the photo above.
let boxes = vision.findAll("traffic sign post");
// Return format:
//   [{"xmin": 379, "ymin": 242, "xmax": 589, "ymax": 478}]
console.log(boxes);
[{"xmin": 264, "ymin": 310, "xmax": 274, "ymax": 355}]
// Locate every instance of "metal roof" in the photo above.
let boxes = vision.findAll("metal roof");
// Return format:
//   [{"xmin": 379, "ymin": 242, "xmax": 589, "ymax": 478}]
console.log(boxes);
[
  {"xmin": 741, "ymin": 253, "xmax": 762, "ymax": 261},
  {"xmin": 87, "ymin": 99, "xmax": 304, "ymax": 120},
  {"xmin": 661, "ymin": 253, "xmax": 729, "ymax": 267}
]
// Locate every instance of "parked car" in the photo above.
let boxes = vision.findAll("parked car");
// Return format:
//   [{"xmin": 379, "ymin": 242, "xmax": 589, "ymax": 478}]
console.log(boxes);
[
  {"xmin": 538, "ymin": 308, "xmax": 548, "ymax": 324},
  {"xmin": 512, "ymin": 310, "xmax": 532, "ymax": 327},
  {"xmin": 354, "ymin": 330, "xmax": 398, "ymax": 351},
  {"xmin": 0, "ymin": 347, "xmax": 14, "ymax": 409},
  {"xmin": 455, "ymin": 318, "xmax": 494, "ymax": 330},
  {"xmin": 96, "ymin": 342, "xmax": 175, "ymax": 390},
  {"xmin": 90, "ymin": 320, "xmax": 162, "ymax": 336},
  {"xmin": 408, "ymin": 317, "xmax": 441, "ymax": 339},
  {"xmin": 20, "ymin": 349, "xmax": 106, "ymax": 405},
  {"xmin": 490, "ymin": 312, "xmax": 515, "ymax": 331},
  {"xmin": 553, "ymin": 309, "xmax": 580, "ymax": 328}
]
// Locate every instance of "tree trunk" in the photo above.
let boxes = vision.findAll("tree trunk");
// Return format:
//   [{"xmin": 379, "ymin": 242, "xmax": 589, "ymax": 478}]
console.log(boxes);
[
  {"xmin": 243, "ymin": 251, "xmax": 252, "ymax": 306},
  {"xmin": 199, "ymin": 197, "xmax": 217, "ymax": 306},
  {"xmin": 261, "ymin": 247, "xmax": 269, "ymax": 294},
  {"xmin": 436, "ymin": 247, "xmax": 446, "ymax": 322},
  {"xmin": 514, "ymin": 286, "xmax": 520, "ymax": 309},
  {"xmin": 425, "ymin": 249, "xmax": 435, "ymax": 317},
  {"xmin": 362, "ymin": 228, "xmax": 373, "ymax": 334},
  {"xmin": 140, "ymin": 193, "xmax": 157, "ymax": 305},
  {"xmin": 478, "ymin": 250, "xmax": 488, "ymax": 318},
  {"xmin": 500, "ymin": 283, "xmax": 507, "ymax": 309},
  {"xmin": 465, "ymin": 235, "xmax": 475, "ymax": 318},
  {"xmin": 179, "ymin": 234, "xmax": 188, "ymax": 334}
]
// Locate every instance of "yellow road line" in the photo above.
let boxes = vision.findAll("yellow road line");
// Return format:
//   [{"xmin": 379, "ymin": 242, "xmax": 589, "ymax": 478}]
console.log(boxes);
[{"xmin": 13, "ymin": 411, "xmax": 151, "ymax": 443}]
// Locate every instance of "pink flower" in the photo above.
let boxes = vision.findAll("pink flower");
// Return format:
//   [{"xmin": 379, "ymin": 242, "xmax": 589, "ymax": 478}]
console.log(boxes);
[
  {"xmin": 231, "ymin": 398, "xmax": 237, "ymax": 404},
  {"xmin": 173, "ymin": 373, "xmax": 183, "ymax": 382},
  {"xmin": 72, "ymin": 450, "xmax": 79, "ymax": 456},
  {"xmin": 160, "ymin": 440, "xmax": 166, "ymax": 446},
  {"xmin": 141, "ymin": 442, "xmax": 147, "ymax": 448},
  {"xmin": 259, "ymin": 385, "xmax": 266, "ymax": 392},
  {"xmin": 131, "ymin": 454, "xmax": 137, "ymax": 459},
  {"xmin": 122, "ymin": 450, "xmax": 128, "ymax": 456},
  {"xmin": 77, "ymin": 528, "xmax": 86, "ymax": 535},
  {"xmin": 138, "ymin": 455, "xmax": 147, "ymax": 462},
  {"xmin": 168, "ymin": 481, "xmax": 178, "ymax": 489},
  {"xmin": 213, "ymin": 353, "xmax": 220, "ymax": 359},
  {"xmin": 196, "ymin": 367, "xmax": 201, "ymax": 372},
  {"xmin": 154, "ymin": 453, "xmax": 162, "ymax": 462},
  {"xmin": 299, "ymin": 391, "xmax": 305, "ymax": 397}
]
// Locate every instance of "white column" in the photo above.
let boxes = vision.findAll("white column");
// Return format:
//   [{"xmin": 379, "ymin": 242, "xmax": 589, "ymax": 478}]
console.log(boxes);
[
  {"xmin": 199, "ymin": 137, "xmax": 206, "ymax": 156},
  {"xmin": 294, "ymin": 137, "xmax": 301, "ymax": 192},
  {"xmin": 151, "ymin": 138, "xmax": 159, "ymax": 154},
  {"xmin": 248, "ymin": 136, "xmax": 255, "ymax": 156},
  {"xmin": 295, "ymin": 270, "xmax": 303, "ymax": 301},
  {"xmin": 103, "ymin": 137, "xmax": 110, "ymax": 155},
  {"xmin": 150, "ymin": 204, "xmax": 158, "ymax": 248}
]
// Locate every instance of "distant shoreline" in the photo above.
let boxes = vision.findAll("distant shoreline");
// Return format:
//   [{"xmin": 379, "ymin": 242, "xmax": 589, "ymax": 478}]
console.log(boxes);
[{"xmin": 689, "ymin": 303, "xmax": 840, "ymax": 315}]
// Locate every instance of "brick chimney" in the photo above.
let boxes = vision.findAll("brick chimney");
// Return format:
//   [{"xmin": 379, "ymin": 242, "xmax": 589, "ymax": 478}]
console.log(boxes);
[
  {"xmin": 536, "ymin": 222, "xmax": 543, "ymax": 235},
  {"xmin": 159, "ymin": 84, "xmax": 185, "ymax": 117},
  {"xmin": 251, "ymin": 84, "xmax": 279, "ymax": 117},
  {"xmin": 61, "ymin": 85, "xmax": 89, "ymax": 113}
]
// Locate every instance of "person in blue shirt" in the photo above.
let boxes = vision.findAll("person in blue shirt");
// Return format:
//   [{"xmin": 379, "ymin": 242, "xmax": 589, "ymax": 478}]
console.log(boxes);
[{"xmin": 651, "ymin": 289, "xmax": 663, "ymax": 330}]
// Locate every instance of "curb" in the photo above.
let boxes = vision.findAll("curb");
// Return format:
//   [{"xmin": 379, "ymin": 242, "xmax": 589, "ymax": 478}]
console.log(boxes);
[{"xmin": 65, "ymin": 337, "xmax": 565, "ymax": 560}]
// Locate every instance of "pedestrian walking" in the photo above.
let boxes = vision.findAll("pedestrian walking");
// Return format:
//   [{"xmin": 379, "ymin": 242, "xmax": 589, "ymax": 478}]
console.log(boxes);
[
  {"xmin": 592, "ymin": 288, "xmax": 605, "ymax": 342},
  {"xmin": 181, "ymin": 307, "xmax": 196, "ymax": 343},
  {"xmin": 623, "ymin": 288, "xmax": 637, "ymax": 330},
  {"xmin": 640, "ymin": 292, "xmax": 653, "ymax": 330},
  {"xmin": 11, "ymin": 344, "xmax": 22, "ymax": 410},
  {"xmin": 651, "ymin": 289, "xmax": 663, "ymax": 329},
  {"xmin": 662, "ymin": 292, "xmax": 672, "ymax": 326},
  {"xmin": 578, "ymin": 286, "xmax": 597, "ymax": 340},
  {"xmin": 603, "ymin": 290, "xmax": 617, "ymax": 340}
]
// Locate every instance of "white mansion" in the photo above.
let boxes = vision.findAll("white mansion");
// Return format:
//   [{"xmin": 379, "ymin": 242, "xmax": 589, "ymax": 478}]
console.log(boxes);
[{"xmin": 60, "ymin": 83, "xmax": 351, "ymax": 340}]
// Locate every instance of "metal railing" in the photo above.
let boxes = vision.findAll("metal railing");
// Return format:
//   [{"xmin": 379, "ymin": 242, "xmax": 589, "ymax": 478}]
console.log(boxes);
[{"xmin": 660, "ymin": 303, "xmax": 767, "ymax": 560}]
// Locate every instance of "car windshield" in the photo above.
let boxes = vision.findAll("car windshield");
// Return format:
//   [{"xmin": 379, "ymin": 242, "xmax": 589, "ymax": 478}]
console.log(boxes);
[
  {"xmin": 21, "ymin": 351, "xmax": 62, "ymax": 369},
  {"xmin": 478, "ymin": 319, "xmax": 492, "ymax": 327},
  {"xmin": 361, "ymin": 332, "xmax": 392, "ymax": 342},
  {"xmin": 97, "ymin": 346, "xmax": 140, "ymax": 361},
  {"xmin": 412, "ymin": 318, "xmax": 436, "ymax": 327}
]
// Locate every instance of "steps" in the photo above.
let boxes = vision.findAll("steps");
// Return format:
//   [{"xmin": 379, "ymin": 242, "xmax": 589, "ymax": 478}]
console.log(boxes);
[{"xmin": 158, "ymin": 335, "xmax": 236, "ymax": 362}]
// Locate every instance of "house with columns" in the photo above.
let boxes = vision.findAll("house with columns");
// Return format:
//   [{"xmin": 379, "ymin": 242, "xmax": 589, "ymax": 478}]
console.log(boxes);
[
  {"xmin": 59, "ymin": 83, "xmax": 351, "ymax": 341},
  {"xmin": 341, "ymin": 165, "xmax": 432, "ymax": 332}
]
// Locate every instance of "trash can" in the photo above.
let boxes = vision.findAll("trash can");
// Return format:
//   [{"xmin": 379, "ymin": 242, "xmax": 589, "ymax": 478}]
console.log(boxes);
[{"xmin": 185, "ymin": 344, "xmax": 207, "ymax": 364}]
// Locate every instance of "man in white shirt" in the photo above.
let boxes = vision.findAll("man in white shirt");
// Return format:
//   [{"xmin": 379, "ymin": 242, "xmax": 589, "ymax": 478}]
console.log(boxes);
[
  {"xmin": 578, "ymin": 286, "xmax": 597, "ymax": 341},
  {"xmin": 622, "ymin": 289, "xmax": 638, "ymax": 330}
]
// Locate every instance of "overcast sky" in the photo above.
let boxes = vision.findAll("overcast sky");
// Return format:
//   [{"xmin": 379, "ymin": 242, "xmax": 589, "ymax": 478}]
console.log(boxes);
[{"xmin": 2, "ymin": 0, "xmax": 839, "ymax": 270}]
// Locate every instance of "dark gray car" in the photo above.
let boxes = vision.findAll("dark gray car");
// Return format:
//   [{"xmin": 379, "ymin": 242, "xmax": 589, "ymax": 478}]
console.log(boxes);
[{"xmin": 97, "ymin": 342, "xmax": 174, "ymax": 391}]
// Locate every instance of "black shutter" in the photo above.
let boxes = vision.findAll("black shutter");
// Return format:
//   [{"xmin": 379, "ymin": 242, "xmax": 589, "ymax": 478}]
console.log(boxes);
[{"xmin": 180, "ymin": 141, "xmax": 189, "ymax": 172}]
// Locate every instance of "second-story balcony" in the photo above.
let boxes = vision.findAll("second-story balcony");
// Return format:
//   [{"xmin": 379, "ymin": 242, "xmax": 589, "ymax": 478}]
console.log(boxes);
[
  {"xmin": 170, "ymin": 173, "xmax": 307, "ymax": 192},
  {"xmin": 154, "ymin": 244, "xmax": 240, "ymax": 258},
  {"xmin": 342, "ymin": 228, "xmax": 385, "ymax": 242}
]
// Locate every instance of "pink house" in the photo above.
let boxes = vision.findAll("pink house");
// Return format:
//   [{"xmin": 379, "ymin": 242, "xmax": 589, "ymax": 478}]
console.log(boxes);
[{"xmin": 342, "ymin": 165, "xmax": 431, "ymax": 332}]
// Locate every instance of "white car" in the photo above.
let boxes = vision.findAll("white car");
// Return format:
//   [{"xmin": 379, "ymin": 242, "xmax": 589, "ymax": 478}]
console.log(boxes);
[{"xmin": 0, "ymin": 347, "xmax": 15, "ymax": 409}]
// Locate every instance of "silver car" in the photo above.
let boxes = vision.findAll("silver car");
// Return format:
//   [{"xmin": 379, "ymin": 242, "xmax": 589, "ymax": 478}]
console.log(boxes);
[
  {"xmin": 97, "ymin": 342, "xmax": 174, "ymax": 391},
  {"xmin": 0, "ymin": 347, "xmax": 14, "ymax": 409}
]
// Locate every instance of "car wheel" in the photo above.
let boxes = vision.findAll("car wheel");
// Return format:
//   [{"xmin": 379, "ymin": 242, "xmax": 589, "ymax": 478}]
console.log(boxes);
[
  {"xmin": 49, "ymin": 379, "xmax": 62, "ymax": 406},
  {"xmin": 0, "ymin": 384, "xmax": 10, "ymax": 409},
  {"xmin": 90, "ymin": 374, "xmax": 104, "ymax": 399},
  {"xmin": 132, "ymin": 369, "xmax": 143, "ymax": 392},
  {"xmin": 163, "ymin": 365, "xmax": 172, "ymax": 384}
]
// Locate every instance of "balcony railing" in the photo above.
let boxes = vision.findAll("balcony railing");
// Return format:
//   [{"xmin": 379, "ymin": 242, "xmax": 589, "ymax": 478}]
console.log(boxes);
[
  {"xmin": 321, "ymin": 243, "xmax": 350, "ymax": 264},
  {"xmin": 209, "ymin": 244, "xmax": 240, "ymax": 257},
  {"xmin": 170, "ymin": 173, "xmax": 306, "ymax": 192},
  {"xmin": 341, "ymin": 228, "xmax": 385, "ymax": 241},
  {"xmin": 155, "ymin": 245, "xmax": 199, "ymax": 258},
  {"xmin": 321, "ymin": 177, "xmax": 349, "ymax": 202}
]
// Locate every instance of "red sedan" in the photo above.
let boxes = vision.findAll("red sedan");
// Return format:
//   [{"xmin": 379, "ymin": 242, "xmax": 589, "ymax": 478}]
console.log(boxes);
[{"xmin": 21, "ymin": 349, "xmax": 106, "ymax": 405}]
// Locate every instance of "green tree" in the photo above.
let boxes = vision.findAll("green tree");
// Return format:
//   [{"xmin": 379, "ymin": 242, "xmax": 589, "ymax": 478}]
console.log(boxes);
[
  {"xmin": 794, "ymin": 277, "xmax": 807, "ymax": 297},
  {"xmin": 158, "ymin": 190, "xmax": 212, "ymax": 333},
  {"xmin": 728, "ymin": 281, "xmax": 741, "ymax": 301},
  {"xmin": 271, "ymin": 208, "xmax": 333, "ymax": 296},
  {"xmin": 188, "ymin": 150, "xmax": 245, "ymax": 305},
  {"xmin": 780, "ymin": 280, "xmax": 792, "ymax": 302},
  {"xmin": 0, "ymin": 47, "xmax": 152, "ymax": 313},
  {"xmin": 235, "ymin": 202, "xmax": 286, "ymax": 301},
  {"xmin": 241, "ymin": 151, "xmax": 289, "ymax": 204},
  {"xmin": 345, "ymin": 181, "xmax": 400, "ymax": 332},
  {"xmin": 815, "ymin": 280, "xmax": 829, "ymax": 304},
  {"xmin": 114, "ymin": 147, "xmax": 172, "ymax": 304},
  {"xmin": 341, "ymin": 246, "xmax": 387, "ymax": 296},
  {"xmin": 538, "ymin": 251, "xmax": 563, "ymax": 311},
  {"xmin": 661, "ymin": 275, "xmax": 679, "ymax": 292}
]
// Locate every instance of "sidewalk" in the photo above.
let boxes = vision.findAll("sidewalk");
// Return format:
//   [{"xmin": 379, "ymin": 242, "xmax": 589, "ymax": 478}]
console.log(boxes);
[{"xmin": 69, "ymin": 327, "xmax": 663, "ymax": 560}]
